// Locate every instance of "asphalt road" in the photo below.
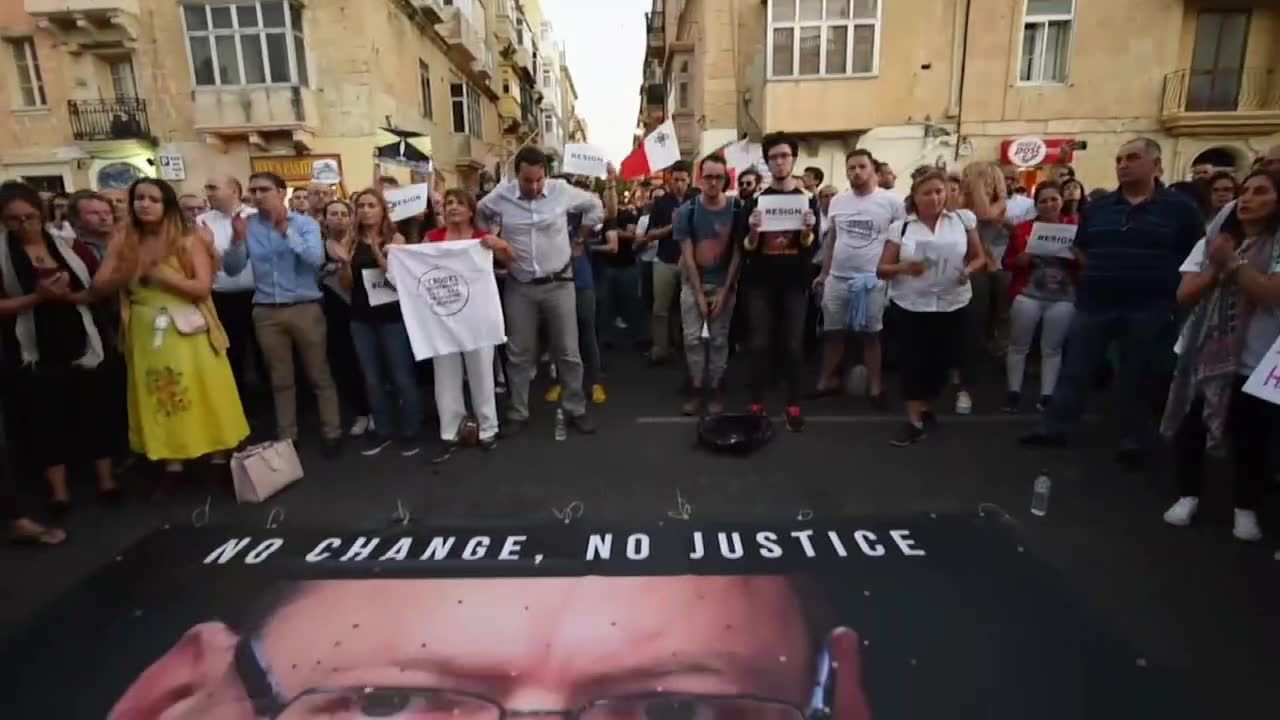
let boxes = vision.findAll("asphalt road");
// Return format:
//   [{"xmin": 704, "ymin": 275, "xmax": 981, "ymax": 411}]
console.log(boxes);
[{"xmin": 0, "ymin": 347, "xmax": 1276, "ymax": 717}]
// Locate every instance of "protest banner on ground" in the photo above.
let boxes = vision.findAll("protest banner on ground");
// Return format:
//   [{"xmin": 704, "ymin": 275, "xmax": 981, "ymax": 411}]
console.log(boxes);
[{"xmin": 0, "ymin": 516, "xmax": 1201, "ymax": 719}]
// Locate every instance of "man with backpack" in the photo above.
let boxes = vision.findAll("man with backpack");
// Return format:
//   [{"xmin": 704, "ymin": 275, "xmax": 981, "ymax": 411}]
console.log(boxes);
[{"xmin": 677, "ymin": 154, "xmax": 745, "ymax": 416}]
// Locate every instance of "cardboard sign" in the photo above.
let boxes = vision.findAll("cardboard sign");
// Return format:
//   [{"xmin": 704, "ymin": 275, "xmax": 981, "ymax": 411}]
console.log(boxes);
[
  {"xmin": 361, "ymin": 268, "xmax": 399, "ymax": 306},
  {"xmin": 757, "ymin": 193, "xmax": 808, "ymax": 232},
  {"xmin": 1027, "ymin": 222, "xmax": 1077, "ymax": 258},
  {"xmin": 384, "ymin": 183, "xmax": 430, "ymax": 222},
  {"xmin": 562, "ymin": 143, "xmax": 609, "ymax": 178},
  {"xmin": 1244, "ymin": 333, "xmax": 1280, "ymax": 405}
]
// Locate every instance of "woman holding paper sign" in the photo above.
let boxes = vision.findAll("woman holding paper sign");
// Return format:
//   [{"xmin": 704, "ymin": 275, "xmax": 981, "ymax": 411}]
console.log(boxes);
[
  {"xmin": 1001, "ymin": 181, "xmax": 1078, "ymax": 413},
  {"xmin": 878, "ymin": 171, "xmax": 987, "ymax": 447},
  {"xmin": 424, "ymin": 189, "xmax": 514, "ymax": 463},
  {"xmin": 1162, "ymin": 169, "xmax": 1280, "ymax": 542},
  {"xmin": 334, "ymin": 188, "xmax": 423, "ymax": 458}
]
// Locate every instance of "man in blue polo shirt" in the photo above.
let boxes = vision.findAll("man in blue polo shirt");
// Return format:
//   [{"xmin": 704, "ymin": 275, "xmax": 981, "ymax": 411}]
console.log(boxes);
[{"xmin": 1021, "ymin": 137, "xmax": 1203, "ymax": 463}]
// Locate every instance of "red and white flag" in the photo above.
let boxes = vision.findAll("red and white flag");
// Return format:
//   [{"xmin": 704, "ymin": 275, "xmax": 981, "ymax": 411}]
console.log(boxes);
[{"xmin": 620, "ymin": 119, "xmax": 682, "ymax": 180}]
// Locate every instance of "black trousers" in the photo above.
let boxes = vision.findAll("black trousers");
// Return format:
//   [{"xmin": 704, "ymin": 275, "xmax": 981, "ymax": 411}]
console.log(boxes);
[
  {"xmin": 20, "ymin": 364, "xmax": 115, "ymax": 470},
  {"xmin": 748, "ymin": 283, "xmax": 808, "ymax": 405},
  {"xmin": 892, "ymin": 304, "xmax": 968, "ymax": 402},
  {"xmin": 213, "ymin": 290, "xmax": 265, "ymax": 396},
  {"xmin": 321, "ymin": 287, "xmax": 370, "ymax": 418},
  {"xmin": 1175, "ymin": 378, "xmax": 1275, "ymax": 510}
]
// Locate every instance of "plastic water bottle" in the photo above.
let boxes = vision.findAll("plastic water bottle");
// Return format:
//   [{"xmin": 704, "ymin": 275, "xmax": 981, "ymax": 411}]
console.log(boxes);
[
  {"xmin": 554, "ymin": 408, "xmax": 567, "ymax": 442},
  {"xmin": 1030, "ymin": 469, "xmax": 1051, "ymax": 517},
  {"xmin": 152, "ymin": 309, "xmax": 171, "ymax": 349}
]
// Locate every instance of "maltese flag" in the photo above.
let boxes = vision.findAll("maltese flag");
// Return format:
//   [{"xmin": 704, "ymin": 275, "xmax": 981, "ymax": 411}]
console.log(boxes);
[{"xmin": 620, "ymin": 119, "xmax": 682, "ymax": 180}]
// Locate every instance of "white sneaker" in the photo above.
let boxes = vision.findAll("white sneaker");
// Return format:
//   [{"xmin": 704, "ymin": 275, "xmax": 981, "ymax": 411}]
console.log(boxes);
[
  {"xmin": 1163, "ymin": 497, "xmax": 1199, "ymax": 527},
  {"xmin": 349, "ymin": 415, "xmax": 372, "ymax": 437},
  {"xmin": 955, "ymin": 390, "xmax": 973, "ymax": 415},
  {"xmin": 1233, "ymin": 508, "xmax": 1262, "ymax": 542}
]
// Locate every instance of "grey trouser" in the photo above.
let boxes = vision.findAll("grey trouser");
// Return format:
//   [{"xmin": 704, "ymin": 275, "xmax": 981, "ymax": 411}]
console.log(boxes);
[
  {"xmin": 680, "ymin": 280, "xmax": 735, "ymax": 388},
  {"xmin": 504, "ymin": 279, "xmax": 586, "ymax": 420}
]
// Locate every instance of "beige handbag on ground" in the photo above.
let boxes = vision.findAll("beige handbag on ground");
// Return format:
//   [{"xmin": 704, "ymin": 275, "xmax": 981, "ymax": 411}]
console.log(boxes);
[{"xmin": 231, "ymin": 440, "xmax": 303, "ymax": 503}]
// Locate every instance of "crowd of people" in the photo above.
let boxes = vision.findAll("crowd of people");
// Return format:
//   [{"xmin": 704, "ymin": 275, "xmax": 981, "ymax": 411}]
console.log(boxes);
[{"xmin": 1, "ymin": 136, "xmax": 1277, "ymax": 547}]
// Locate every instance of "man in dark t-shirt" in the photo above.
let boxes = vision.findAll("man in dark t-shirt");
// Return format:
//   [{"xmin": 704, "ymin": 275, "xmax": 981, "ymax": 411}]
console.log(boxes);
[
  {"xmin": 741, "ymin": 133, "xmax": 819, "ymax": 432},
  {"xmin": 597, "ymin": 204, "xmax": 642, "ymax": 348},
  {"xmin": 644, "ymin": 162, "xmax": 693, "ymax": 363}
]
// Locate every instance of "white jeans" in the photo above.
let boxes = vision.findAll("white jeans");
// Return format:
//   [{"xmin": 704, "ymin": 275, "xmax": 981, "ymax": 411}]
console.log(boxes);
[
  {"xmin": 432, "ymin": 346, "xmax": 499, "ymax": 442},
  {"xmin": 1006, "ymin": 295, "xmax": 1075, "ymax": 396}
]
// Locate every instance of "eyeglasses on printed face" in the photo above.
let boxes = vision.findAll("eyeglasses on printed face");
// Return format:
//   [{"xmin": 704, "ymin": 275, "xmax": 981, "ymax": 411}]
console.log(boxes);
[
  {"xmin": 235, "ymin": 636, "xmax": 837, "ymax": 720},
  {"xmin": 272, "ymin": 689, "xmax": 817, "ymax": 720}
]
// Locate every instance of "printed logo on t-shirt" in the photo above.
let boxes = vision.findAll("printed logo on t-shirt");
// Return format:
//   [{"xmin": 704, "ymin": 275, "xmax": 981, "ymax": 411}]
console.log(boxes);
[{"xmin": 836, "ymin": 215, "xmax": 876, "ymax": 249}]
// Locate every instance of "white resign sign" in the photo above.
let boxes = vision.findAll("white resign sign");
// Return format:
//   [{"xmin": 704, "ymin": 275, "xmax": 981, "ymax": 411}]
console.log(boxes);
[
  {"xmin": 1026, "ymin": 222, "xmax": 1077, "ymax": 259},
  {"xmin": 756, "ymin": 193, "xmax": 808, "ymax": 232},
  {"xmin": 384, "ymin": 183, "xmax": 430, "ymax": 222},
  {"xmin": 1244, "ymin": 333, "xmax": 1280, "ymax": 406},
  {"xmin": 562, "ymin": 143, "xmax": 609, "ymax": 178}
]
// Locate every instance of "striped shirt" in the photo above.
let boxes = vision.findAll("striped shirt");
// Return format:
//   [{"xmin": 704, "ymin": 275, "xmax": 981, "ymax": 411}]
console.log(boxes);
[{"xmin": 1074, "ymin": 185, "xmax": 1204, "ymax": 312}]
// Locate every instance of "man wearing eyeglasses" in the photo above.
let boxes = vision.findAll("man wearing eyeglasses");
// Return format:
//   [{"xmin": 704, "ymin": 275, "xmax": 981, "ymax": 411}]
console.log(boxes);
[
  {"xmin": 676, "ymin": 155, "xmax": 744, "ymax": 416},
  {"xmin": 742, "ymin": 133, "xmax": 820, "ymax": 432},
  {"xmin": 109, "ymin": 574, "xmax": 872, "ymax": 720}
]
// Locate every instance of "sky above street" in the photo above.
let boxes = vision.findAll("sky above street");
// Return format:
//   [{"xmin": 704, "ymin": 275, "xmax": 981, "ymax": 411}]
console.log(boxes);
[{"xmin": 541, "ymin": 0, "xmax": 648, "ymax": 164}]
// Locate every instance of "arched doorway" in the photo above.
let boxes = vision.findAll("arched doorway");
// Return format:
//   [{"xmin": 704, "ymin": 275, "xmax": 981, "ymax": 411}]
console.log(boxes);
[{"xmin": 1191, "ymin": 146, "xmax": 1242, "ymax": 174}]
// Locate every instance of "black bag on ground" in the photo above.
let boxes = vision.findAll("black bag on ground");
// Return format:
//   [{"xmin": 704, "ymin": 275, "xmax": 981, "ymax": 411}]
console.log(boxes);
[{"xmin": 696, "ymin": 414, "xmax": 774, "ymax": 455}]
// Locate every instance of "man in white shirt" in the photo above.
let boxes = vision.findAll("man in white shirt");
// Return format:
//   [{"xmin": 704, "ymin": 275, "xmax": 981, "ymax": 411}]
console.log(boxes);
[
  {"xmin": 477, "ymin": 146, "xmax": 604, "ymax": 436},
  {"xmin": 813, "ymin": 150, "xmax": 906, "ymax": 406},
  {"xmin": 199, "ymin": 175, "xmax": 260, "ymax": 397}
]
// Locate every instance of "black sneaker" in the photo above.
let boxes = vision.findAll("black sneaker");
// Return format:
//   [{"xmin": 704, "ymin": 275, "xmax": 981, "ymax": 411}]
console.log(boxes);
[
  {"xmin": 570, "ymin": 413, "xmax": 597, "ymax": 435},
  {"xmin": 431, "ymin": 442, "xmax": 458, "ymax": 464},
  {"xmin": 1036, "ymin": 395, "xmax": 1051, "ymax": 412},
  {"xmin": 1001, "ymin": 391, "xmax": 1021, "ymax": 414},
  {"xmin": 890, "ymin": 422, "xmax": 926, "ymax": 447},
  {"xmin": 921, "ymin": 410, "xmax": 938, "ymax": 431},
  {"xmin": 479, "ymin": 436, "xmax": 498, "ymax": 452},
  {"xmin": 785, "ymin": 405, "xmax": 805, "ymax": 432},
  {"xmin": 360, "ymin": 436, "xmax": 392, "ymax": 457},
  {"xmin": 398, "ymin": 438, "xmax": 421, "ymax": 457}
]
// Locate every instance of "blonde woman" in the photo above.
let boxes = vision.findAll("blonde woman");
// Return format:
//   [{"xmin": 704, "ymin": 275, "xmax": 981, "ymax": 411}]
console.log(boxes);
[
  {"xmin": 332, "ymin": 189, "xmax": 422, "ymax": 457},
  {"xmin": 953, "ymin": 161, "xmax": 1010, "ymax": 413},
  {"xmin": 88, "ymin": 178, "xmax": 248, "ymax": 473}
]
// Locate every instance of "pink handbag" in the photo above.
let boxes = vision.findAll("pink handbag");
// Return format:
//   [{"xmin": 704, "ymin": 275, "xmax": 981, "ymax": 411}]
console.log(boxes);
[{"xmin": 231, "ymin": 441, "xmax": 303, "ymax": 503}]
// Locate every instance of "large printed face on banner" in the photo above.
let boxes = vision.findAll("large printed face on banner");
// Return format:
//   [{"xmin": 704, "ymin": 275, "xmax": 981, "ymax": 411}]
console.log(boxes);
[
  {"xmin": 0, "ymin": 520, "xmax": 1198, "ymax": 719},
  {"xmin": 112, "ymin": 575, "xmax": 866, "ymax": 720}
]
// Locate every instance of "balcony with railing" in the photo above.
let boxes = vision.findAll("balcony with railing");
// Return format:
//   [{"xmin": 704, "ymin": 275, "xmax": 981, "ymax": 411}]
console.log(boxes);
[
  {"xmin": 68, "ymin": 98, "xmax": 150, "ymax": 142},
  {"xmin": 1161, "ymin": 67, "xmax": 1280, "ymax": 136},
  {"xmin": 438, "ymin": 5, "xmax": 486, "ymax": 69},
  {"xmin": 646, "ymin": 11, "xmax": 664, "ymax": 50},
  {"xmin": 25, "ymin": 0, "xmax": 140, "ymax": 51},
  {"xmin": 410, "ymin": 0, "xmax": 447, "ymax": 24}
]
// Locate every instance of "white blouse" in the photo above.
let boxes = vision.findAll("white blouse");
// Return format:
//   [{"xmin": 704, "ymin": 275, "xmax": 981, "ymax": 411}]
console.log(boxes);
[{"xmin": 886, "ymin": 210, "xmax": 976, "ymax": 313}]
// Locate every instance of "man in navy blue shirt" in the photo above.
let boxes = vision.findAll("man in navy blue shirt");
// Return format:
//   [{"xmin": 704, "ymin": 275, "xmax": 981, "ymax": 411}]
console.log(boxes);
[{"xmin": 1021, "ymin": 137, "xmax": 1203, "ymax": 463}]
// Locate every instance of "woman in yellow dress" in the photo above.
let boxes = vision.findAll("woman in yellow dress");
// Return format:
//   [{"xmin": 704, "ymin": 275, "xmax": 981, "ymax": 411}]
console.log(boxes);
[{"xmin": 89, "ymin": 178, "xmax": 248, "ymax": 472}]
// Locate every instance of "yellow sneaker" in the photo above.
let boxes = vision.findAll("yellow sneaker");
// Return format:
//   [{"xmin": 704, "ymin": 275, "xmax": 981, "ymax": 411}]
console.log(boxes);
[
  {"xmin": 591, "ymin": 384, "xmax": 608, "ymax": 405},
  {"xmin": 544, "ymin": 384, "xmax": 563, "ymax": 403}
]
